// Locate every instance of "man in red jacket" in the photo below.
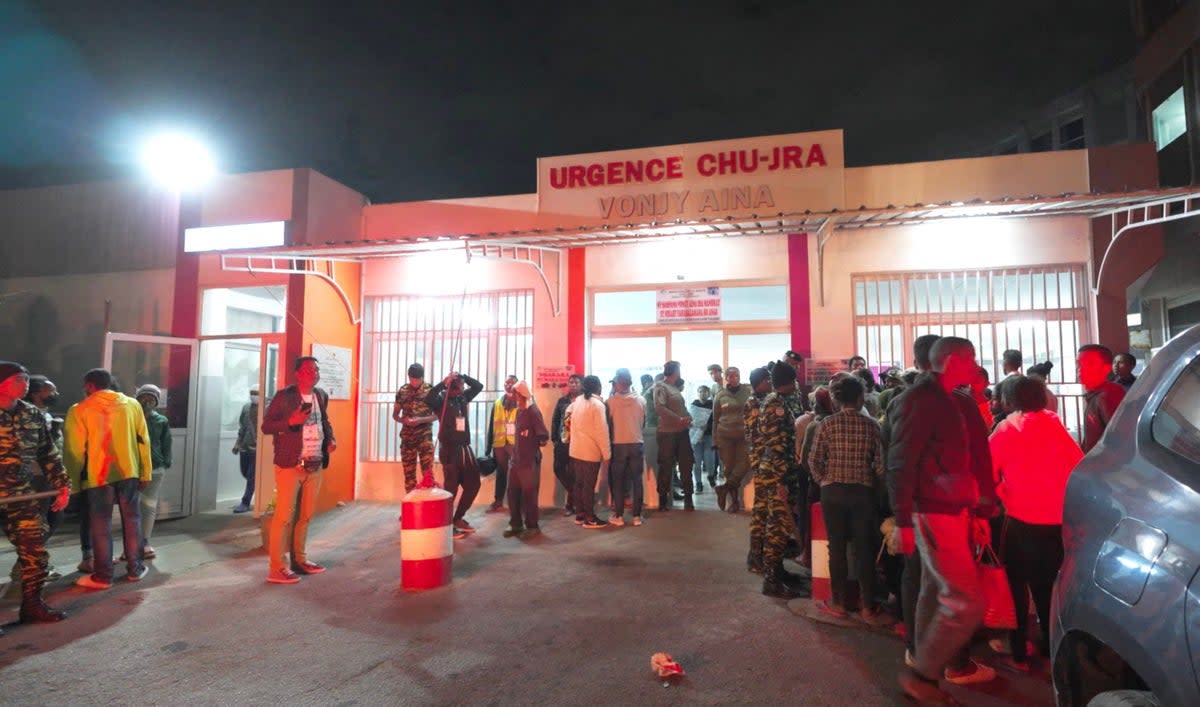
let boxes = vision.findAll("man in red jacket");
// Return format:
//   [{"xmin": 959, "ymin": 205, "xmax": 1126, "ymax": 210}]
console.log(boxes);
[
  {"xmin": 1077, "ymin": 344, "xmax": 1126, "ymax": 454},
  {"xmin": 891, "ymin": 337, "xmax": 998, "ymax": 701},
  {"xmin": 261, "ymin": 356, "xmax": 336, "ymax": 585}
]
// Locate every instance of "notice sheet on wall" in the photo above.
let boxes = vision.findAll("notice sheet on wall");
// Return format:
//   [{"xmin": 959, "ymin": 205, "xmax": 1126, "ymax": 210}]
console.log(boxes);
[
  {"xmin": 311, "ymin": 343, "xmax": 353, "ymax": 400},
  {"xmin": 656, "ymin": 287, "xmax": 721, "ymax": 324}
]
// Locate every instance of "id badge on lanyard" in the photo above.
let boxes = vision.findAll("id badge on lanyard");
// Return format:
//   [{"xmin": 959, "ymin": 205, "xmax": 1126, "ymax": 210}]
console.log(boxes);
[
  {"xmin": 505, "ymin": 421, "xmax": 516, "ymax": 438},
  {"xmin": 455, "ymin": 416, "xmax": 466, "ymax": 432}
]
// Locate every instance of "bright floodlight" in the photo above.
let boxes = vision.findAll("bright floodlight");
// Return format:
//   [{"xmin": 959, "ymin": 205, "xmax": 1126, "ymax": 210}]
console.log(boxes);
[{"xmin": 140, "ymin": 133, "xmax": 216, "ymax": 191}]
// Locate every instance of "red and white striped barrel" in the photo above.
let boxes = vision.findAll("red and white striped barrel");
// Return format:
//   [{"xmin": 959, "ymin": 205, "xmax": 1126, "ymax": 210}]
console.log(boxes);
[
  {"xmin": 400, "ymin": 486, "xmax": 454, "ymax": 591},
  {"xmin": 810, "ymin": 502, "xmax": 831, "ymax": 602}
]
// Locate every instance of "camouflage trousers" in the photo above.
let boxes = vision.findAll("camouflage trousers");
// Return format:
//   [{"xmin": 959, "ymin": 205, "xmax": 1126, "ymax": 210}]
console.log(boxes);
[
  {"xmin": 749, "ymin": 481, "xmax": 795, "ymax": 568},
  {"xmin": 0, "ymin": 494, "xmax": 49, "ymax": 593},
  {"xmin": 400, "ymin": 431, "xmax": 434, "ymax": 493}
]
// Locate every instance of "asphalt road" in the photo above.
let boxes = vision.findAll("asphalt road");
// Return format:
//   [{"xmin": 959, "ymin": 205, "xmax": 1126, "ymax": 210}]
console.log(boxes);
[{"xmin": 0, "ymin": 491, "xmax": 1055, "ymax": 706}]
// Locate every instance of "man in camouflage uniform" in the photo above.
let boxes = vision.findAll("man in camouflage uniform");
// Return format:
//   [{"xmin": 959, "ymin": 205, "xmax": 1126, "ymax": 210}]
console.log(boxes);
[
  {"xmin": 752, "ymin": 363, "xmax": 805, "ymax": 599},
  {"xmin": 0, "ymin": 361, "xmax": 71, "ymax": 629},
  {"xmin": 392, "ymin": 363, "xmax": 436, "ymax": 494},
  {"xmin": 776, "ymin": 367, "xmax": 811, "ymax": 562},
  {"xmin": 743, "ymin": 367, "xmax": 772, "ymax": 571}
]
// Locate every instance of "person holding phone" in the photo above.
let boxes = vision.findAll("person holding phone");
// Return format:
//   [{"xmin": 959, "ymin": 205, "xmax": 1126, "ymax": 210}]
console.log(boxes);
[{"xmin": 261, "ymin": 356, "xmax": 335, "ymax": 585}]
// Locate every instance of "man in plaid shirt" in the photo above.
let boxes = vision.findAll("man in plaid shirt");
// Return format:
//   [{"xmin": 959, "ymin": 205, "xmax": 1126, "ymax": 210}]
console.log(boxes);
[{"xmin": 808, "ymin": 375, "xmax": 886, "ymax": 624}]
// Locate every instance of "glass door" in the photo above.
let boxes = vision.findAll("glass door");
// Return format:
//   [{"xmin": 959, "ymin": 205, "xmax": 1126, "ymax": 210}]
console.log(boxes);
[
  {"xmin": 103, "ymin": 333, "xmax": 198, "ymax": 519},
  {"xmin": 727, "ymin": 333, "xmax": 791, "ymax": 374},
  {"xmin": 590, "ymin": 330, "xmax": 791, "ymax": 394},
  {"xmin": 254, "ymin": 339, "xmax": 282, "ymax": 516},
  {"xmin": 669, "ymin": 330, "xmax": 724, "ymax": 402},
  {"xmin": 590, "ymin": 336, "xmax": 667, "ymax": 395},
  {"xmin": 194, "ymin": 335, "xmax": 285, "ymax": 516}
]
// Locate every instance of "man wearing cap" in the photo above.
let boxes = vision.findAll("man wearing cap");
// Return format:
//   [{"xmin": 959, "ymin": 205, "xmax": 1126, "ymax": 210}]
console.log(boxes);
[
  {"xmin": 392, "ymin": 363, "xmax": 435, "ymax": 494},
  {"xmin": 502, "ymin": 381, "xmax": 548, "ymax": 538},
  {"xmin": 744, "ymin": 367, "xmax": 772, "ymax": 476},
  {"xmin": 713, "ymin": 366, "xmax": 753, "ymax": 512},
  {"xmin": 653, "ymin": 361, "xmax": 694, "ymax": 511},
  {"xmin": 605, "ymin": 368, "xmax": 646, "ymax": 527},
  {"xmin": 485, "ymin": 374, "xmax": 520, "ymax": 513},
  {"xmin": 65, "ymin": 368, "xmax": 153, "ymax": 590},
  {"xmin": 550, "ymin": 374, "xmax": 582, "ymax": 515},
  {"xmin": 232, "ymin": 386, "xmax": 260, "ymax": 513},
  {"xmin": 16, "ymin": 375, "xmax": 64, "ymax": 583},
  {"xmin": 877, "ymin": 367, "xmax": 905, "ymax": 420},
  {"xmin": 135, "ymin": 384, "xmax": 172, "ymax": 559},
  {"xmin": 0, "ymin": 361, "xmax": 72, "ymax": 626},
  {"xmin": 784, "ymin": 350, "xmax": 805, "ymax": 379},
  {"xmin": 752, "ymin": 363, "xmax": 804, "ymax": 598}
]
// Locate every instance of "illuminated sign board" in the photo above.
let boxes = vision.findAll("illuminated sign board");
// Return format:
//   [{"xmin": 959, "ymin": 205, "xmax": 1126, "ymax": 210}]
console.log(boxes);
[
  {"xmin": 183, "ymin": 221, "xmax": 287, "ymax": 253},
  {"xmin": 536, "ymin": 130, "xmax": 844, "ymax": 221}
]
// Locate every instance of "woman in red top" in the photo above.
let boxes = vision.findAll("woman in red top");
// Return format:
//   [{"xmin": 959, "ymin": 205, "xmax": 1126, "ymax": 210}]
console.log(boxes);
[{"xmin": 988, "ymin": 376, "xmax": 1083, "ymax": 671}]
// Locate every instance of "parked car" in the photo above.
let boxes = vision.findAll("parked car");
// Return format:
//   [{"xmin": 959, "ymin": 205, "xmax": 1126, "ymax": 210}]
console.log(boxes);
[{"xmin": 1052, "ymin": 324, "xmax": 1200, "ymax": 707}]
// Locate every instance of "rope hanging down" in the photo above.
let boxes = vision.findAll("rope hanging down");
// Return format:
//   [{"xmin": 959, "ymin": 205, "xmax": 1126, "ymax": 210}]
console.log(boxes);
[{"xmin": 430, "ymin": 248, "xmax": 473, "ymax": 465}]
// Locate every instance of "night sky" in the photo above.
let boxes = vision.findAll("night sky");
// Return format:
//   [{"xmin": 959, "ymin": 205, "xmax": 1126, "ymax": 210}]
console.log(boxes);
[{"xmin": 3, "ymin": 0, "xmax": 1136, "ymax": 202}]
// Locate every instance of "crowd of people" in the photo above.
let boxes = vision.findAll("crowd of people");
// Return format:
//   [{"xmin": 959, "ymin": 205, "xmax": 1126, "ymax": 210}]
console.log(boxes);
[
  {"xmin": 2, "ymin": 337, "xmax": 1137, "ymax": 695},
  {"xmin": 385, "ymin": 338, "xmax": 1134, "ymax": 703},
  {"xmin": 0, "ymin": 363, "xmax": 164, "ymax": 629}
]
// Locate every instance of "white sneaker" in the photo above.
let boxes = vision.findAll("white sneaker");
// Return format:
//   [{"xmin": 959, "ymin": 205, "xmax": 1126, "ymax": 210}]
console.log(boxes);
[
  {"xmin": 632, "ymin": 516, "xmax": 643, "ymax": 527},
  {"xmin": 609, "ymin": 515, "xmax": 625, "ymax": 527}
]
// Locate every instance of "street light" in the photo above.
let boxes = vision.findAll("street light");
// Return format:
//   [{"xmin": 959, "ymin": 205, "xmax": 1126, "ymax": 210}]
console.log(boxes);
[{"xmin": 139, "ymin": 132, "xmax": 216, "ymax": 191}]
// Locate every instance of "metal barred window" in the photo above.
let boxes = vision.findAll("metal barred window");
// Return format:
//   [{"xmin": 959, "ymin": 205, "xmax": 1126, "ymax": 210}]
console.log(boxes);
[
  {"xmin": 359, "ymin": 290, "xmax": 534, "ymax": 461},
  {"xmin": 851, "ymin": 265, "xmax": 1091, "ymax": 439}
]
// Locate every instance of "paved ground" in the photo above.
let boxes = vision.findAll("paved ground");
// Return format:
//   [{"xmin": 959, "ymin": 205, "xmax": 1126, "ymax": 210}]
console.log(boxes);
[{"xmin": 0, "ymin": 491, "xmax": 1055, "ymax": 706}]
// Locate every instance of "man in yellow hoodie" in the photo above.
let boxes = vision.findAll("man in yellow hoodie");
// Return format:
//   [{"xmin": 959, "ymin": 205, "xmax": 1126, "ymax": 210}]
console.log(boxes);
[{"xmin": 64, "ymin": 369, "xmax": 153, "ymax": 590}]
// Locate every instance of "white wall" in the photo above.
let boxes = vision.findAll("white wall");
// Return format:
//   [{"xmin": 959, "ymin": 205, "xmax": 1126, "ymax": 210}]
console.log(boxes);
[
  {"xmin": 808, "ymin": 215, "xmax": 1094, "ymax": 359},
  {"xmin": 586, "ymin": 234, "xmax": 788, "ymax": 286}
]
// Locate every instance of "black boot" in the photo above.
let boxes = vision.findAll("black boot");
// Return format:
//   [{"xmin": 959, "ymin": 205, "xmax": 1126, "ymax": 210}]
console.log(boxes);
[
  {"xmin": 683, "ymin": 494, "xmax": 695, "ymax": 511},
  {"xmin": 762, "ymin": 564, "xmax": 802, "ymax": 599},
  {"xmin": 779, "ymin": 567, "xmax": 812, "ymax": 597},
  {"xmin": 716, "ymin": 485, "xmax": 729, "ymax": 511},
  {"xmin": 779, "ymin": 564, "xmax": 805, "ymax": 584},
  {"xmin": 747, "ymin": 538, "xmax": 764, "ymax": 574},
  {"xmin": 20, "ymin": 585, "xmax": 66, "ymax": 624}
]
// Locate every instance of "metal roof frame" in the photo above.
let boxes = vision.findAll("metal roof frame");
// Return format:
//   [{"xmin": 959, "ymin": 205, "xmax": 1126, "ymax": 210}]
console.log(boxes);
[
  {"xmin": 220, "ymin": 186, "xmax": 1200, "ymax": 309},
  {"xmin": 249, "ymin": 187, "xmax": 1200, "ymax": 257}
]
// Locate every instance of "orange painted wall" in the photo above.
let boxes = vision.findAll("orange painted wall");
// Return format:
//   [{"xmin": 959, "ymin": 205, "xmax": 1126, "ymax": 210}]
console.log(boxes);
[
  {"xmin": 296, "ymin": 260, "xmax": 362, "ymax": 513},
  {"xmin": 288, "ymin": 170, "xmax": 367, "ymax": 513}
]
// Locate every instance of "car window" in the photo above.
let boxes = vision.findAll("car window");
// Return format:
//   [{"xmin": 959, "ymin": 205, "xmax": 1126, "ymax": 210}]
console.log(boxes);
[{"xmin": 1152, "ymin": 354, "xmax": 1200, "ymax": 465}]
